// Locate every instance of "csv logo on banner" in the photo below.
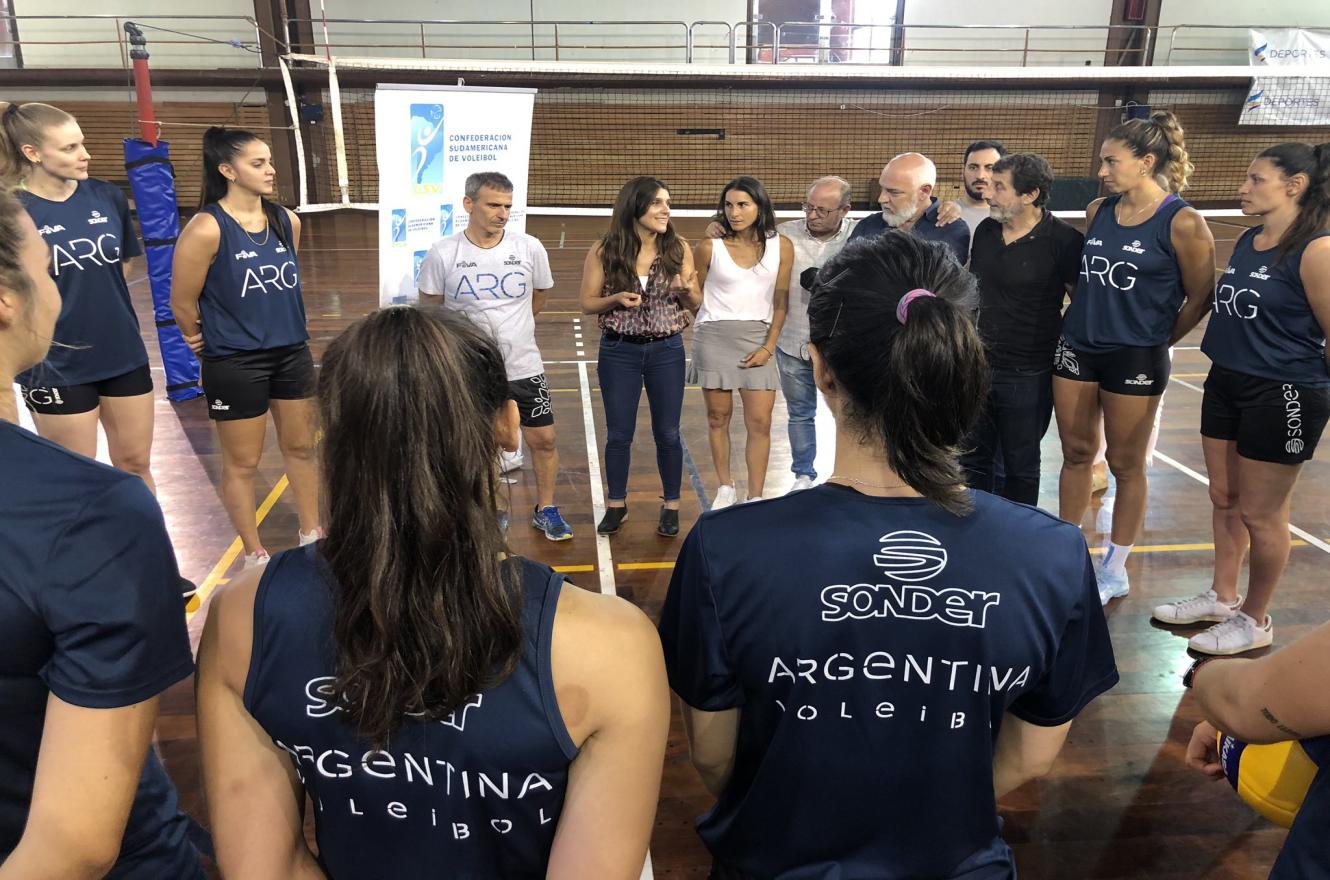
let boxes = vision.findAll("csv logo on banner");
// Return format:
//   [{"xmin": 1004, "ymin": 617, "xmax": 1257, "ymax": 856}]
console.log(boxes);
[{"xmin": 410, "ymin": 103, "xmax": 445, "ymax": 194}]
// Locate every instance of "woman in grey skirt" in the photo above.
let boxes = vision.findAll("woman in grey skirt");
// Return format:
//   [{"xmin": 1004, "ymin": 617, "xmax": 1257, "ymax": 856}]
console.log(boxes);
[{"xmin": 691, "ymin": 176, "xmax": 792, "ymax": 507}]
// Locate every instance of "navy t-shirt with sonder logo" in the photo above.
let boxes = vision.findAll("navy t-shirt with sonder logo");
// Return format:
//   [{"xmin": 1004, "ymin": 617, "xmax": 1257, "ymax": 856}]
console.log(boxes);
[
  {"xmin": 1202, "ymin": 227, "xmax": 1330, "ymax": 388},
  {"xmin": 659, "ymin": 485, "xmax": 1119, "ymax": 879},
  {"xmin": 16, "ymin": 179, "xmax": 148, "ymax": 388}
]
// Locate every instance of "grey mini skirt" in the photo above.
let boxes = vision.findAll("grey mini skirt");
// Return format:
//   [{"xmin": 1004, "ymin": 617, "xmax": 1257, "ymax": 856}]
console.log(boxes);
[{"xmin": 687, "ymin": 320, "xmax": 779, "ymax": 391}]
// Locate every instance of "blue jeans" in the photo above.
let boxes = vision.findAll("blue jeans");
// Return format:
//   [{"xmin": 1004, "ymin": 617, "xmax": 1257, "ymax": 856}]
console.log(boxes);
[
  {"xmin": 776, "ymin": 348, "xmax": 817, "ymax": 479},
  {"xmin": 597, "ymin": 333, "xmax": 686, "ymax": 502},
  {"xmin": 962, "ymin": 366, "xmax": 1053, "ymax": 506}
]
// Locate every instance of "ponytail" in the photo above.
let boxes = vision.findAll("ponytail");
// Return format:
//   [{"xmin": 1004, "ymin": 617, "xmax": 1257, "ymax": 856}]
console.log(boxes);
[
  {"xmin": 201, "ymin": 126, "xmax": 290, "ymax": 250},
  {"xmin": 1258, "ymin": 141, "xmax": 1330, "ymax": 260},
  {"xmin": 807, "ymin": 232, "xmax": 988, "ymax": 516},
  {"xmin": 0, "ymin": 102, "xmax": 75, "ymax": 185},
  {"xmin": 1108, "ymin": 109, "xmax": 1193, "ymax": 193}
]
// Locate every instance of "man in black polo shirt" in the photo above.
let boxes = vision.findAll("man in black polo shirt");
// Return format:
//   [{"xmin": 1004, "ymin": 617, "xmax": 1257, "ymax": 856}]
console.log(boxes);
[{"xmin": 962, "ymin": 152, "xmax": 1083, "ymax": 506}]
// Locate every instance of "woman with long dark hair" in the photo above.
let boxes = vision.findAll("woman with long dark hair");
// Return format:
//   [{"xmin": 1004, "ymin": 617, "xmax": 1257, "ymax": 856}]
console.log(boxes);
[
  {"xmin": 197, "ymin": 307, "xmax": 669, "ymax": 878},
  {"xmin": 0, "ymin": 187, "xmax": 202, "ymax": 877},
  {"xmin": 692, "ymin": 176, "xmax": 792, "ymax": 507},
  {"xmin": 0, "ymin": 104, "xmax": 160, "ymax": 495},
  {"xmin": 580, "ymin": 176, "xmax": 700, "ymax": 537},
  {"xmin": 659, "ymin": 231, "xmax": 1117, "ymax": 879},
  {"xmin": 171, "ymin": 127, "xmax": 320, "ymax": 569},
  {"xmin": 1153, "ymin": 142, "xmax": 1330, "ymax": 655},
  {"xmin": 1053, "ymin": 110, "xmax": 1216, "ymax": 604}
]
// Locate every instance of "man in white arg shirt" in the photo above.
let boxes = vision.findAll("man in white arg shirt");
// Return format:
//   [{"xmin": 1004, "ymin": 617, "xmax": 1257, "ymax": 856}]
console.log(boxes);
[{"xmin": 417, "ymin": 171, "xmax": 573, "ymax": 541}]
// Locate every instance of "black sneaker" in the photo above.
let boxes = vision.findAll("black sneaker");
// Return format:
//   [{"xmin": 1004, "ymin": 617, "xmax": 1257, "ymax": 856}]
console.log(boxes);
[
  {"xmin": 657, "ymin": 507, "xmax": 679, "ymax": 537},
  {"xmin": 180, "ymin": 576, "xmax": 198, "ymax": 605},
  {"xmin": 597, "ymin": 506, "xmax": 628, "ymax": 535}
]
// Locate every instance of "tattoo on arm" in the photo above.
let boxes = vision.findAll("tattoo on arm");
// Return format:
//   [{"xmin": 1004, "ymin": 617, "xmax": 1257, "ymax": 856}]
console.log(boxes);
[{"xmin": 1261, "ymin": 707, "xmax": 1303, "ymax": 739}]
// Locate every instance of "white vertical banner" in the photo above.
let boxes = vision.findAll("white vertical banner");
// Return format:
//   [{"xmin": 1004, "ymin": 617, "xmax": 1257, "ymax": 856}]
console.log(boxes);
[
  {"xmin": 374, "ymin": 84, "xmax": 537, "ymax": 306},
  {"xmin": 1241, "ymin": 28, "xmax": 1330, "ymax": 126}
]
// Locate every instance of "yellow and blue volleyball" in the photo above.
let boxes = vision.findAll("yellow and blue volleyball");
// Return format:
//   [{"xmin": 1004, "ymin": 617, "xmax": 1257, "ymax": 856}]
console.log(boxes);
[{"xmin": 1217, "ymin": 730, "xmax": 1318, "ymax": 828}]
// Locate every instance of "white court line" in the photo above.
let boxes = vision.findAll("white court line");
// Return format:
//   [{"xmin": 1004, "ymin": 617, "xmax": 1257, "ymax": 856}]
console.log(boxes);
[
  {"xmin": 576, "ymin": 361, "xmax": 615, "ymax": 594},
  {"xmin": 1153, "ymin": 447, "xmax": 1330, "ymax": 557},
  {"xmin": 1171, "ymin": 377, "xmax": 1205, "ymax": 393},
  {"xmin": 573, "ymin": 359, "xmax": 656, "ymax": 880}
]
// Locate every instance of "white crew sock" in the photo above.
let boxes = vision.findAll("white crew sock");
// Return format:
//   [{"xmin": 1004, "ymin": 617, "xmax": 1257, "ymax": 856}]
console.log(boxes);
[{"xmin": 1102, "ymin": 542, "xmax": 1133, "ymax": 574}]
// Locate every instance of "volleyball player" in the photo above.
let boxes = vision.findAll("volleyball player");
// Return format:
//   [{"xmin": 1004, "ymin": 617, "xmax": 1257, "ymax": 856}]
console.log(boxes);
[
  {"xmin": 171, "ymin": 127, "xmax": 321, "ymax": 570},
  {"xmin": 0, "ymin": 188, "xmax": 202, "ymax": 877},
  {"xmin": 419, "ymin": 171, "xmax": 572, "ymax": 541},
  {"xmin": 580, "ymin": 176, "xmax": 701, "ymax": 537},
  {"xmin": 1053, "ymin": 110, "xmax": 1216, "ymax": 604},
  {"xmin": 0, "ymin": 103, "xmax": 157, "ymax": 488},
  {"xmin": 692, "ymin": 176, "xmax": 792, "ymax": 507},
  {"xmin": 1184, "ymin": 618, "xmax": 1330, "ymax": 876},
  {"xmin": 1153, "ymin": 143, "xmax": 1330, "ymax": 654},
  {"xmin": 197, "ymin": 307, "xmax": 668, "ymax": 878},
  {"xmin": 660, "ymin": 231, "xmax": 1117, "ymax": 879}
]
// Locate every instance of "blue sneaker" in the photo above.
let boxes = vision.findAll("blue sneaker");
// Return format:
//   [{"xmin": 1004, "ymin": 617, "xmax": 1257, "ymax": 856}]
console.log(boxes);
[
  {"xmin": 532, "ymin": 506, "xmax": 573, "ymax": 542},
  {"xmin": 1095, "ymin": 563, "xmax": 1130, "ymax": 605}
]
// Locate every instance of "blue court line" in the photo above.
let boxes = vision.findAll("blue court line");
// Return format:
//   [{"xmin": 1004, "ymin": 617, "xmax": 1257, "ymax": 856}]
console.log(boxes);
[{"xmin": 680, "ymin": 434, "xmax": 710, "ymax": 511}]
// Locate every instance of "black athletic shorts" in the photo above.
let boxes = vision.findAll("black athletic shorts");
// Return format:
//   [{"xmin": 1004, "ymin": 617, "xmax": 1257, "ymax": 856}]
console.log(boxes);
[
  {"xmin": 20, "ymin": 363, "xmax": 153, "ymax": 416},
  {"xmin": 1052, "ymin": 337, "xmax": 1171, "ymax": 397},
  {"xmin": 509, "ymin": 373, "xmax": 554, "ymax": 428},
  {"xmin": 1201, "ymin": 364, "xmax": 1330, "ymax": 464},
  {"xmin": 200, "ymin": 343, "xmax": 315, "ymax": 421}
]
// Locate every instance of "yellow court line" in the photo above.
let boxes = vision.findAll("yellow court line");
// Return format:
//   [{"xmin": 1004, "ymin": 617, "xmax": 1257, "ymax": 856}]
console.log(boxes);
[
  {"xmin": 618, "ymin": 561, "xmax": 678, "ymax": 570},
  {"xmin": 186, "ymin": 475, "xmax": 291, "ymax": 620},
  {"xmin": 1172, "ymin": 372, "xmax": 1208, "ymax": 379},
  {"xmin": 553, "ymin": 564, "xmax": 596, "ymax": 573}
]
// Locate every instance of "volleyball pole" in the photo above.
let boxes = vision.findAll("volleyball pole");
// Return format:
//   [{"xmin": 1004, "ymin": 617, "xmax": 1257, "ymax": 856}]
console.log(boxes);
[{"xmin": 122, "ymin": 22, "xmax": 202, "ymax": 402}]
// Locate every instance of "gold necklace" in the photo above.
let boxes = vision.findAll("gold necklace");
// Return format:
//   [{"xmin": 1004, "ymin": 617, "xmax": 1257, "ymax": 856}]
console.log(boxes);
[
  {"xmin": 828, "ymin": 475, "xmax": 911, "ymax": 491},
  {"xmin": 221, "ymin": 200, "xmax": 270, "ymax": 246},
  {"xmin": 1115, "ymin": 192, "xmax": 1164, "ymax": 226}
]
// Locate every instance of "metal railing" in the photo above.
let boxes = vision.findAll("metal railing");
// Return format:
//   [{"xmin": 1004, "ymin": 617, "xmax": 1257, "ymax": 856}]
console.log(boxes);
[
  {"xmin": 5, "ymin": 14, "xmax": 264, "ymax": 68},
  {"xmin": 0, "ymin": 16, "xmax": 1302, "ymax": 70}
]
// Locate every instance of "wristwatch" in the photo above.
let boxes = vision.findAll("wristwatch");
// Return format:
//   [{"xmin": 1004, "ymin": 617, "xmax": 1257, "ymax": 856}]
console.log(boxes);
[{"xmin": 1183, "ymin": 656, "xmax": 1221, "ymax": 689}]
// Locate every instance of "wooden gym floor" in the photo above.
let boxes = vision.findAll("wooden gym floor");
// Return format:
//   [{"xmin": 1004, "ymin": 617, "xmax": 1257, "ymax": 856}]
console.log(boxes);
[{"xmin": 28, "ymin": 211, "xmax": 1328, "ymax": 878}]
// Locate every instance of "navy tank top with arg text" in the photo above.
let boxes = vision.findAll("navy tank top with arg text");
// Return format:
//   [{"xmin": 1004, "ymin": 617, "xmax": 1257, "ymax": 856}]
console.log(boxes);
[
  {"xmin": 1061, "ymin": 193, "xmax": 1188, "ymax": 352},
  {"xmin": 1202, "ymin": 227, "xmax": 1329, "ymax": 388},
  {"xmin": 243, "ymin": 546, "xmax": 578, "ymax": 879},
  {"xmin": 198, "ymin": 204, "xmax": 309, "ymax": 358}
]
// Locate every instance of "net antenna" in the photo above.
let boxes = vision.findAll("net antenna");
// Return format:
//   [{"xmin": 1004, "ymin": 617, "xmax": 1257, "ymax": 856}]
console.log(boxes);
[{"xmin": 279, "ymin": 52, "xmax": 1330, "ymax": 220}]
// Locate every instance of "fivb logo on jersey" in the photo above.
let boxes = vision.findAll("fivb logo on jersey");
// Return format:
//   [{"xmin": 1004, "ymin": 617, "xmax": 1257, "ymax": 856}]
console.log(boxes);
[{"xmin": 820, "ymin": 531, "xmax": 1000, "ymax": 629}]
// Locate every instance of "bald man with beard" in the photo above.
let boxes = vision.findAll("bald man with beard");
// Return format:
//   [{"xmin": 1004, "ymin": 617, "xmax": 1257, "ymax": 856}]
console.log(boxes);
[{"xmin": 848, "ymin": 152, "xmax": 970, "ymax": 265}]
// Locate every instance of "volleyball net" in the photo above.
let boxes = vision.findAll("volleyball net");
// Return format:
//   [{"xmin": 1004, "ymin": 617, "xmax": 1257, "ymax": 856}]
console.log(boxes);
[{"xmin": 279, "ymin": 55, "xmax": 1330, "ymax": 220}]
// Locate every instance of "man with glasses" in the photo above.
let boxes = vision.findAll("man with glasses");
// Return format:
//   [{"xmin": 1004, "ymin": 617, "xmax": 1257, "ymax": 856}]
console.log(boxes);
[{"xmin": 769, "ymin": 176, "xmax": 857, "ymax": 491}]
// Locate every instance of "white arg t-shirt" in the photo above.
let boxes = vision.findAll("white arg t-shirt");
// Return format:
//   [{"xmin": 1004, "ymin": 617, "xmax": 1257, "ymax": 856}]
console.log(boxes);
[{"xmin": 417, "ymin": 230, "xmax": 554, "ymax": 381}]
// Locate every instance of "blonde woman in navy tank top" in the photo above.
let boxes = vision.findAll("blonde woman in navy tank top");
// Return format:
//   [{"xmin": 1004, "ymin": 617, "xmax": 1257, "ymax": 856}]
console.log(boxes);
[
  {"xmin": 1052, "ymin": 111, "xmax": 1216, "ymax": 605},
  {"xmin": 171, "ymin": 128, "xmax": 322, "ymax": 571},
  {"xmin": 691, "ymin": 176, "xmax": 792, "ymax": 508}
]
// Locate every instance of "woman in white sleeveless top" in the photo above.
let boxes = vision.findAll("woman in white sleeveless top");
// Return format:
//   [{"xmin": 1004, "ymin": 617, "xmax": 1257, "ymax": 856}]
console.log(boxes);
[{"xmin": 690, "ymin": 176, "xmax": 792, "ymax": 508}]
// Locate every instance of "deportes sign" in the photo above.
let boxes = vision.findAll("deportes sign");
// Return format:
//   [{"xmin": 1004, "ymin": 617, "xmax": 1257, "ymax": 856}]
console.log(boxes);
[
  {"xmin": 1241, "ymin": 28, "xmax": 1330, "ymax": 126},
  {"xmin": 374, "ymin": 84, "xmax": 536, "ymax": 305}
]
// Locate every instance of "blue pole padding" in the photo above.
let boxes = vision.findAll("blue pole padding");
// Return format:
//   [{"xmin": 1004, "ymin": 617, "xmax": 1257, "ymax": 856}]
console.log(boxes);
[{"xmin": 123, "ymin": 138, "xmax": 202, "ymax": 402}]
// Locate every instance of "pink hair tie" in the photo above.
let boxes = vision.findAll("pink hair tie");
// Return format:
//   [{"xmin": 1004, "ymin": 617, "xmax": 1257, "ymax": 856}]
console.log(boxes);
[{"xmin": 896, "ymin": 289, "xmax": 936, "ymax": 324}]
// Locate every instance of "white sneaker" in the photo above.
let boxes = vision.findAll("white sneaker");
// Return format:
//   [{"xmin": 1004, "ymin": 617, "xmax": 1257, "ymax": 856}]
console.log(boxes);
[
  {"xmin": 711, "ymin": 484, "xmax": 738, "ymax": 510},
  {"xmin": 1095, "ymin": 563, "xmax": 1130, "ymax": 605},
  {"xmin": 745, "ymin": 495, "xmax": 763, "ymax": 504},
  {"xmin": 789, "ymin": 475, "xmax": 815, "ymax": 493},
  {"xmin": 499, "ymin": 449, "xmax": 524, "ymax": 473},
  {"xmin": 1189, "ymin": 612, "xmax": 1274, "ymax": 656},
  {"xmin": 242, "ymin": 550, "xmax": 271, "ymax": 571},
  {"xmin": 298, "ymin": 527, "xmax": 324, "ymax": 546},
  {"xmin": 1152, "ymin": 590, "xmax": 1241, "ymax": 625}
]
